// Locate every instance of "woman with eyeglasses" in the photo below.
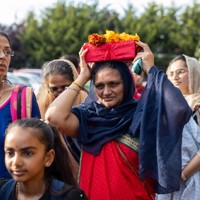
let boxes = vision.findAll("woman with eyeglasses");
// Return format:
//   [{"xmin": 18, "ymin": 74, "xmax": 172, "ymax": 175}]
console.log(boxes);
[
  {"xmin": 0, "ymin": 31, "xmax": 41, "ymax": 179},
  {"xmin": 37, "ymin": 59, "xmax": 88, "ymax": 180},
  {"xmin": 157, "ymin": 55, "xmax": 200, "ymax": 200},
  {"xmin": 167, "ymin": 55, "xmax": 200, "ymax": 121},
  {"xmin": 37, "ymin": 59, "xmax": 88, "ymax": 119}
]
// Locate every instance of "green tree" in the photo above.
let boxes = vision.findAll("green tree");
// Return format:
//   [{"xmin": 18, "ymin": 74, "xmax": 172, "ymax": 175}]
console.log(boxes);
[
  {"xmin": 2, "ymin": 0, "xmax": 200, "ymax": 68},
  {"xmin": 19, "ymin": 0, "xmax": 121, "ymax": 67},
  {"xmin": 175, "ymin": 2, "xmax": 200, "ymax": 57}
]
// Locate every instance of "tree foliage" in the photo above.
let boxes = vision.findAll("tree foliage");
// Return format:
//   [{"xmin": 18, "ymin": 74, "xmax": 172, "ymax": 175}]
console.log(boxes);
[
  {"xmin": 1, "ymin": 0, "xmax": 200, "ymax": 70},
  {"xmin": 17, "ymin": 0, "xmax": 121, "ymax": 67}
]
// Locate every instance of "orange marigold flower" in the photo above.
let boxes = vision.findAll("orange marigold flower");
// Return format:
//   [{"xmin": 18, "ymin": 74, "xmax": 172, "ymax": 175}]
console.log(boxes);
[
  {"xmin": 88, "ymin": 34, "xmax": 106, "ymax": 46},
  {"xmin": 87, "ymin": 30, "xmax": 140, "ymax": 46}
]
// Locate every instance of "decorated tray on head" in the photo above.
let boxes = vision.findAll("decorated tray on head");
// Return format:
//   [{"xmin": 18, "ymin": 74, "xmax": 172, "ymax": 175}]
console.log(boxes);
[{"xmin": 83, "ymin": 30, "xmax": 141, "ymax": 62}]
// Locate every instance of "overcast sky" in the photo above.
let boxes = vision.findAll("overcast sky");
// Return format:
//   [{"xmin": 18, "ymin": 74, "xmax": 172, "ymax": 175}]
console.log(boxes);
[{"xmin": 0, "ymin": 0, "xmax": 196, "ymax": 25}]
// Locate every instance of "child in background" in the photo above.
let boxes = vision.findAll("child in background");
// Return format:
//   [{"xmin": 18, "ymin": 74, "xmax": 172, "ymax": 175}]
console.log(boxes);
[{"xmin": 0, "ymin": 118, "xmax": 87, "ymax": 200}]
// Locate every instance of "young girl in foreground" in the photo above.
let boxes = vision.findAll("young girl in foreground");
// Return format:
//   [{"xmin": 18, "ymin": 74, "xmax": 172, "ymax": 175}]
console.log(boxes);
[{"xmin": 0, "ymin": 118, "xmax": 87, "ymax": 200}]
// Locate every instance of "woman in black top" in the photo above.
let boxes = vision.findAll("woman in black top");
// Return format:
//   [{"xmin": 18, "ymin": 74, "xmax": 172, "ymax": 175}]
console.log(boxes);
[{"xmin": 0, "ymin": 118, "xmax": 87, "ymax": 200}]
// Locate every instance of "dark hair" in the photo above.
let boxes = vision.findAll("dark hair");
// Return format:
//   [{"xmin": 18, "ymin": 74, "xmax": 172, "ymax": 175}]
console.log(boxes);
[
  {"xmin": 0, "ymin": 31, "xmax": 12, "ymax": 47},
  {"xmin": 60, "ymin": 54, "xmax": 80, "ymax": 69},
  {"xmin": 169, "ymin": 55, "xmax": 187, "ymax": 67},
  {"xmin": 167, "ymin": 55, "xmax": 187, "ymax": 75},
  {"xmin": 91, "ymin": 60, "xmax": 135, "ymax": 102},
  {"xmin": 5, "ymin": 118, "xmax": 76, "ymax": 186},
  {"xmin": 43, "ymin": 60, "xmax": 74, "ymax": 83}
]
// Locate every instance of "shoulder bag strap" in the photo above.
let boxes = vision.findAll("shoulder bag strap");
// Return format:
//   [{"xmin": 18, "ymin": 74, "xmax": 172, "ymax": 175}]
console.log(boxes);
[
  {"xmin": 50, "ymin": 179, "xmax": 65, "ymax": 200},
  {"xmin": 10, "ymin": 85, "xmax": 21, "ymax": 121},
  {"xmin": 10, "ymin": 85, "xmax": 33, "ymax": 121},
  {"xmin": 50, "ymin": 179, "xmax": 74, "ymax": 200},
  {"xmin": 17, "ymin": 86, "xmax": 25, "ymax": 119},
  {"xmin": 21, "ymin": 86, "xmax": 33, "ymax": 118},
  {"xmin": 51, "ymin": 179, "xmax": 65, "ymax": 191}
]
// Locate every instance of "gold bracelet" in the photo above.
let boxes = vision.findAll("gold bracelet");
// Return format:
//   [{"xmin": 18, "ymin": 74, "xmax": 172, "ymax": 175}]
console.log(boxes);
[
  {"xmin": 65, "ymin": 87, "xmax": 79, "ymax": 95},
  {"xmin": 72, "ymin": 81, "xmax": 82, "ymax": 89}
]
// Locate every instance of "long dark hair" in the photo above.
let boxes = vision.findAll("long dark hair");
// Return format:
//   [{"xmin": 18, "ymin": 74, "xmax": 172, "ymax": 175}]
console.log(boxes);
[
  {"xmin": 5, "ymin": 118, "xmax": 76, "ymax": 186},
  {"xmin": 168, "ymin": 55, "xmax": 186, "ymax": 67}
]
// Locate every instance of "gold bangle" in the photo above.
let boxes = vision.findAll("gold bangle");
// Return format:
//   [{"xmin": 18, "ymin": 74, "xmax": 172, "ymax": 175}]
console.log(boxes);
[
  {"xmin": 72, "ymin": 81, "xmax": 82, "ymax": 89},
  {"xmin": 65, "ymin": 87, "xmax": 79, "ymax": 95}
]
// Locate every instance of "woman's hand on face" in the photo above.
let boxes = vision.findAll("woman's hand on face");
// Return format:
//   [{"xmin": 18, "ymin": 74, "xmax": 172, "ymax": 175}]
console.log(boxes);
[
  {"xmin": 79, "ymin": 46, "xmax": 93, "ymax": 82},
  {"xmin": 133, "ymin": 41, "xmax": 154, "ymax": 74}
]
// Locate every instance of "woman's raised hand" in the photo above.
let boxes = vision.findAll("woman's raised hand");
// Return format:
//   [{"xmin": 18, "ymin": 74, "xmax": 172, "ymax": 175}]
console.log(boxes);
[
  {"xmin": 79, "ymin": 46, "xmax": 93, "ymax": 83},
  {"xmin": 133, "ymin": 41, "xmax": 154, "ymax": 74}
]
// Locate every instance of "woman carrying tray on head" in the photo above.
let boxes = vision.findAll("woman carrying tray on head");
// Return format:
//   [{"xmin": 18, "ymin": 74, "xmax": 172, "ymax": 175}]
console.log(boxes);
[{"xmin": 45, "ymin": 39, "xmax": 192, "ymax": 199}]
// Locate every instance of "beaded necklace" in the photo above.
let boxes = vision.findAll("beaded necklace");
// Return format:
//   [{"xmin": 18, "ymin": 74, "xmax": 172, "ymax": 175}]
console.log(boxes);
[{"xmin": 15, "ymin": 182, "xmax": 19, "ymax": 200}]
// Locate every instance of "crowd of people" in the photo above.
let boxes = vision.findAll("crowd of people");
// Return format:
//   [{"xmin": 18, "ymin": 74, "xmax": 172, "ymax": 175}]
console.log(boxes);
[{"xmin": 0, "ymin": 30, "xmax": 200, "ymax": 200}]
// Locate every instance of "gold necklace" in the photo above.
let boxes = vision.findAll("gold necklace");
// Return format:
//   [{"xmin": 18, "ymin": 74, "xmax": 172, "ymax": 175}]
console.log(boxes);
[{"xmin": 0, "ymin": 80, "xmax": 5, "ymax": 101}]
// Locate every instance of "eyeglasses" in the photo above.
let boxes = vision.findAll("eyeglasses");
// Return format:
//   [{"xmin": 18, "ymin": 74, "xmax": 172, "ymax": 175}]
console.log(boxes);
[
  {"xmin": 47, "ymin": 84, "xmax": 70, "ymax": 95},
  {"xmin": 0, "ymin": 49, "xmax": 15, "ymax": 57},
  {"xmin": 168, "ymin": 69, "xmax": 188, "ymax": 78}
]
